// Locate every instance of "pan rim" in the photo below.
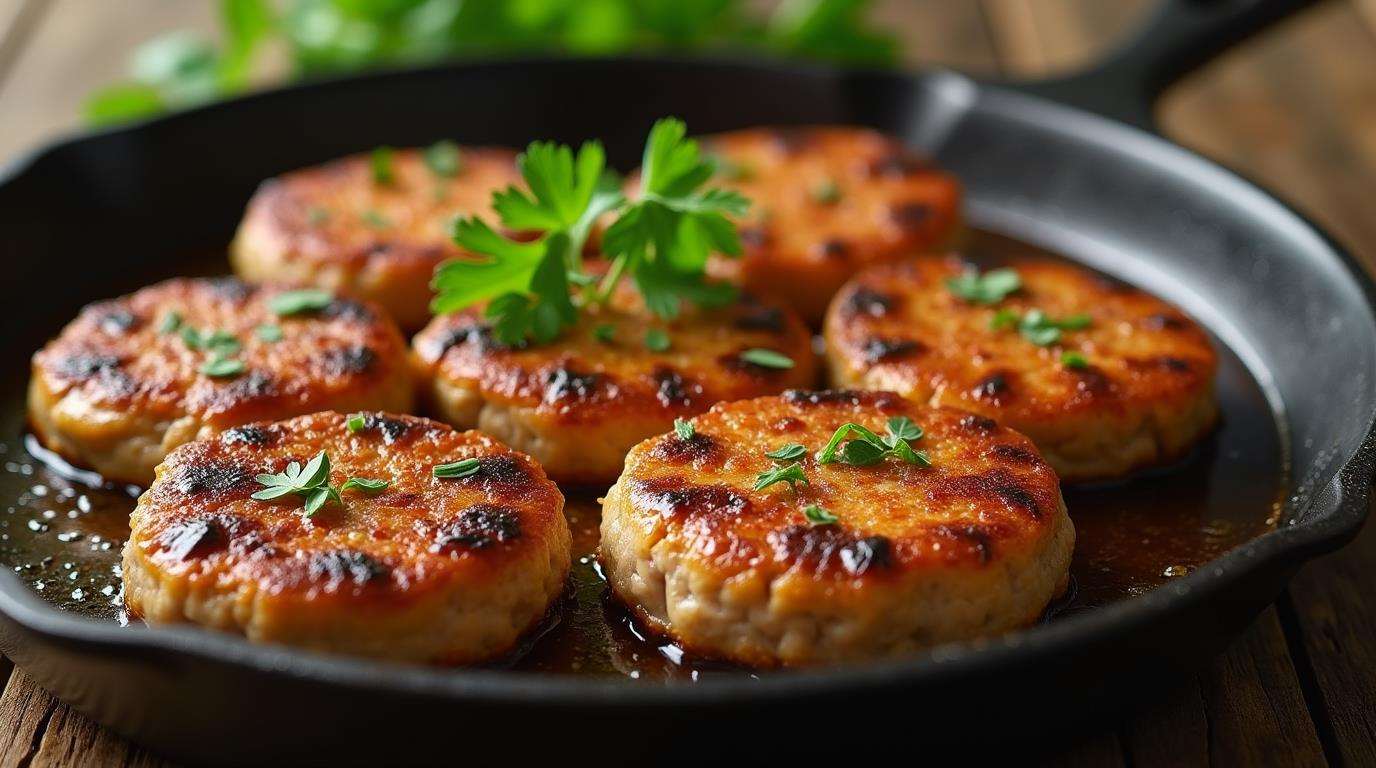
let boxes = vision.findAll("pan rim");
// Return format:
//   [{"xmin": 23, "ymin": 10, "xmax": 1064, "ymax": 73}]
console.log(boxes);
[{"xmin": 0, "ymin": 55, "xmax": 1371, "ymax": 707}]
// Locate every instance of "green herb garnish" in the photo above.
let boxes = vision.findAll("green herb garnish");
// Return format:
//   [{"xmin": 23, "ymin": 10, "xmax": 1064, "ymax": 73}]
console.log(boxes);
[
  {"xmin": 764, "ymin": 443, "xmax": 807, "ymax": 462},
  {"xmin": 433, "ymin": 458, "xmax": 481, "ymax": 479},
  {"xmin": 754, "ymin": 462, "xmax": 808, "ymax": 492},
  {"xmin": 158, "ymin": 311, "xmax": 182, "ymax": 334},
  {"xmin": 252, "ymin": 451, "xmax": 340, "ymax": 517},
  {"xmin": 990, "ymin": 308, "xmax": 1019, "ymax": 330},
  {"xmin": 431, "ymin": 118, "xmax": 748, "ymax": 347},
  {"xmin": 361, "ymin": 209, "xmax": 391, "ymax": 228},
  {"xmin": 812, "ymin": 179, "xmax": 841, "ymax": 205},
  {"xmin": 269, "ymin": 289, "xmax": 333, "ymax": 316},
  {"xmin": 947, "ymin": 267, "xmax": 1021, "ymax": 305},
  {"xmin": 1017, "ymin": 309, "xmax": 1092, "ymax": 347},
  {"xmin": 371, "ymin": 145, "xmax": 395, "ymax": 185},
  {"xmin": 673, "ymin": 417, "xmax": 694, "ymax": 440},
  {"xmin": 255, "ymin": 323, "xmax": 283, "ymax": 342},
  {"xmin": 1061, "ymin": 351, "xmax": 1089, "ymax": 369},
  {"xmin": 346, "ymin": 413, "xmax": 367, "ymax": 433},
  {"xmin": 199, "ymin": 356, "xmax": 245, "ymax": 378},
  {"xmin": 179, "ymin": 327, "xmax": 239, "ymax": 354},
  {"xmin": 644, "ymin": 328, "xmax": 671, "ymax": 352},
  {"xmin": 592, "ymin": 324, "xmax": 616, "ymax": 344},
  {"xmin": 423, "ymin": 141, "xmax": 462, "ymax": 178},
  {"xmin": 341, "ymin": 477, "xmax": 388, "ymax": 494},
  {"xmin": 802, "ymin": 504, "xmax": 838, "ymax": 526},
  {"xmin": 815, "ymin": 419, "xmax": 930, "ymax": 468},
  {"xmin": 738, "ymin": 348, "xmax": 794, "ymax": 369}
]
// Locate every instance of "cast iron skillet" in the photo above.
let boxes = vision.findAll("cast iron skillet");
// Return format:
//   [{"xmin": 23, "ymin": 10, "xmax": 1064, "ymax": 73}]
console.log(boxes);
[{"xmin": 0, "ymin": 0, "xmax": 1371, "ymax": 763}]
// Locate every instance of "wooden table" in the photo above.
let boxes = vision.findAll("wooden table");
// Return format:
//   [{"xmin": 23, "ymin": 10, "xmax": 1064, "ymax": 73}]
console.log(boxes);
[{"xmin": 1, "ymin": 1, "xmax": 1374, "ymax": 765}]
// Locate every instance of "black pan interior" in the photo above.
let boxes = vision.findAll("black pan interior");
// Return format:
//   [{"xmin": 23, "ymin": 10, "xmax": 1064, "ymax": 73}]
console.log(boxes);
[{"xmin": 0, "ymin": 58, "xmax": 1371, "ymax": 763}]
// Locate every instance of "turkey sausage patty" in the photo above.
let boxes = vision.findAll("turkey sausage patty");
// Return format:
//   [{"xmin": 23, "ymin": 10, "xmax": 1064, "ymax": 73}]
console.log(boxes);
[
  {"xmin": 691, "ymin": 126, "xmax": 962, "ymax": 323},
  {"xmin": 231, "ymin": 146, "xmax": 521, "ymax": 330},
  {"xmin": 413, "ymin": 293, "xmax": 818, "ymax": 485},
  {"xmin": 29, "ymin": 278, "xmax": 413, "ymax": 484},
  {"xmin": 123, "ymin": 411, "xmax": 570, "ymax": 664},
  {"xmin": 824, "ymin": 256, "xmax": 1219, "ymax": 482},
  {"xmin": 600, "ymin": 389, "xmax": 1074, "ymax": 666}
]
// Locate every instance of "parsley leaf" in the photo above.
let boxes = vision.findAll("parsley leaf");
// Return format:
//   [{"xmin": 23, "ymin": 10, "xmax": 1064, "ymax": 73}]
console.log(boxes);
[
  {"xmin": 433, "ymin": 458, "xmax": 481, "ymax": 479},
  {"xmin": 341, "ymin": 477, "xmax": 388, "ymax": 493},
  {"xmin": 802, "ymin": 504, "xmax": 839, "ymax": 526},
  {"xmin": 673, "ymin": 417, "xmax": 694, "ymax": 440},
  {"xmin": 754, "ymin": 462, "xmax": 808, "ymax": 492},
  {"xmin": 644, "ymin": 328, "xmax": 671, "ymax": 352},
  {"xmin": 371, "ymin": 145, "xmax": 394, "ymax": 185},
  {"xmin": 738, "ymin": 348, "xmax": 795, "ymax": 369},
  {"xmin": 346, "ymin": 413, "xmax": 367, "ymax": 432},
  {"xmin": 423, "ymin": 140, "xmax": 462, "ymax": 178},
  {"xmin": 270, "ymin": 289, "xmax": 333, "ymax": 316},
  {"xmin": 816, "ymin": 422, "xmax": 930, "ymax": 468},
  {"xmin": 1061, "ymin": 351, "xmax": 1089, "ymax": 369},
  {"xmin": 592, "ymin": 324, "xmax": 616, "ymax": 344},
  {"xmin": 255, "ymin": 323, "xmax": 282, "ymax": 342},
  {"xmin": 947, "ymin": 267, "xmax": 1021, "ymax": 305},
  {"xmin": 158, "ymin": 311, "xmax": 182, "ymax": 334},
  {"xmin": 252, "ymin": 450, "xmax": 340, "ymax": 517},
  {"xmin": 199, "ymin": 356, "xmax": 245, "ymax": 378},
  {"xmin": 765, "ymin": 443, "xmax": 807, "ymax": 461},
  {"xmin": 1017, "ymin": 309, "xmax": 1092, "ymax": 347}
]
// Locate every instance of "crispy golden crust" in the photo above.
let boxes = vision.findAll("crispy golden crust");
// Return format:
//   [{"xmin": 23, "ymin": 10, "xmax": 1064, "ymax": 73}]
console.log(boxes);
[
  {"xmin": 691, "ymin": 126, "xmax": 961, "ymax": 323},
  {"xmin": 824, "ymin": 256, "xmax": 1219, "ymax": 481},
  {"xmin": 123, "ymin": 411, "xmax": 570, "ymax": 663},
  {"xmin": 28, "ymin": 278, "xmax": 414, "ymax": 483},
  {"xmin": 601, "ymin": 390, "xmax": 1073, "ymax": 665},
  {"xmin": 411, "ymin": 292, "xmax": 818, "ymax": 483},
  {"xmin": 230, "ymin": 147, "xmax": 522, "ymax": 330}
]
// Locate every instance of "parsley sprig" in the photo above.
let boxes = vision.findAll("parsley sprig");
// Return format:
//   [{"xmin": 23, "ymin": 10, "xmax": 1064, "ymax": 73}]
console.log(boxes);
[
  {"xmin": 947, "ymin": 267, "xmax": 1021, "ymax": 305},
  {"xmin": 253, "ymin": 451, "xmax": 340, "ymax": 517},
  {"xmin": 431, "ymin": 118, "xmax": 748, "ymax": 346},
  {"xmin": 816, "ymin": 417, "xmax": 930, "ymax": 468},
  {"xmin": 992, "ymin": 308, "xmax": 1092, "ymax": 346}
]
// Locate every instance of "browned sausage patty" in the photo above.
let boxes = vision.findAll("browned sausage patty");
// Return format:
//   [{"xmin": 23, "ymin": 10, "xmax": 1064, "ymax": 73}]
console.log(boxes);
[
  {"xmin": 600, "ymin": 390, "xmax": 1073, "ymax": 666},
  {"xmin": 689, "ymin": 126, "xmax": 962, "ymax": 323},
  {"xmin": 123, "ymin": 411, "xmax": 570, "ymax": 664},
  {"xmin": 824, "ymin": 256, "xmax": 1219, "ymax": 481},
  {"xmin": 231, "ymin": 146, "xmax": 522, "ymax": 330},
  {"xmin": 29, "ymin": 278, "xmax": 413, "ymax": 484},
  {"xmin": 412, "ymin": 292, "xmax": 818, "ymax": 485}
]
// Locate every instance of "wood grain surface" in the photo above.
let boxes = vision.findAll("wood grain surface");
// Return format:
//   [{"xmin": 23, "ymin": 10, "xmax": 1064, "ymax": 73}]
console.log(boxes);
[{"xmin": 0, "ymin": 1, "xmax": 1373, "ymax": 765}]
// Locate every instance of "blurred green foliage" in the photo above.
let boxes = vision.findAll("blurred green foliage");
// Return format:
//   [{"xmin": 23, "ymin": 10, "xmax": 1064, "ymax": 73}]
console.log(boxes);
[{"xmin": 85, "ymin": 0, "xmax": 897, "ymax": 126}]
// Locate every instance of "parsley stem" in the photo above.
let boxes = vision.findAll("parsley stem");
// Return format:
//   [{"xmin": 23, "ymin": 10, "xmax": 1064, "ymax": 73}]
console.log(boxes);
[{"xmin": 594, "ymin": 253, "xmax": 630, "ymax": 305}]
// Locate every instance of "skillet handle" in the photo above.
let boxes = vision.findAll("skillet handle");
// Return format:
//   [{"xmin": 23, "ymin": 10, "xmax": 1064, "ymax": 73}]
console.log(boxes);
[{"xmin": 1005, "ymin": 0, "xmax": 1325, "ymax": 130}]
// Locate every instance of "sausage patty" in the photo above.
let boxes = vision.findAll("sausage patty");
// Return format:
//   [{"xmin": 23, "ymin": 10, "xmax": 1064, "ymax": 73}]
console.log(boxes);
[
  {"xmin": 412, "ymin": 292, "xmax": 818, "ymax": 485},
  {"xmin": 123, "ymin": 411, "xmax": 571, "ymax": 664},
  {"xmin": 28, "ymin": 278, "xmax": 414, "ymax": 484},
  {"xmin": 600, "ymin": 389, "xmax": 1073, "ymax": 666},
  {"xmin": 231, "ymin": 146, "xmax": 521, "ymax": 330},
  {"xmin": 824, "ymin": 256, "xmax": 1219, "ymax": 481},
  {"xmin": 692, "ymin": 126, "xmax": 961, "ymax": 323}
]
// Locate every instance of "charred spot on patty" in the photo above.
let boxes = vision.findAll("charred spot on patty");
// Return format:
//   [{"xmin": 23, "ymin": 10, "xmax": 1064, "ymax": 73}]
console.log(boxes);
[
  {"xmin": 782, "ymin": 389, "xmax": 902, "ymax": 411},
  {"xmin": 733, "ymin": 304, "xmax": 785, "ymax": 334},
  {"xmin": 842, "ymin": 287, "xmax": 895, "ymax": 319},
  {"xmin": 933, "ymin": 524, "xmax": 993, "ymax": 564},
  {"xmin": 651, "ymin": 431, "xmax": 718, "ymax": 463},
  {"xmin": 321, "ymin": 298, "xmax": 374, "ymax": 323},
  {"xmin": 1142, "ymin": 313, "xmax": 1189, "ymax": 331},
  {"xmin": 815, "ymin": 239, "xmax": 851, "ymax": 260},
  {"xmin": 321, "ymin": 345, "xmax": 377, "ymax": 376},
  {"xmin": 889, "ymin": 202, "xmax": 932, "ymax": 232},
  {"xmin": 958, "ymin": 414, "xmax": 998, "ymax": 433},
  {"xmin": 631, "ymin": 477, "xmax": 750, "ymax": 521},
  {"xmin": 971, "ymin": 372, "xmax": 1011, "ymax": 404},
  {"xmin": 861, "ymin": 337, "xmax": 924, "ymax": 364},
  {"xmin": 1071, "ymin": 367, "xmax": 1113, "ymax": 396},
  {"xmin": 432, "ymin": 504, "xmax": 522, "ymax": 551},
  {"xmin": 768, "ymin": 525, "xmax": 893, "ymax": 576},
  {"xmin": 544, "ymin": 366, "xmax": 602, "ymax": 403},
  {"xmin": 931, "ymin": 469, "xmax": 1044, "ymax": 521},
  {"xmin": 989, "ymin": 443, "xmax": 1038, "ymax": 465},
  {"xmin": 653, "ymin": 367, "xmax": 699, "ymax": 408},
  {"xmin": 419, "ymin": 323, "xmax": 496, "ymax": 361},
  {"xmin": 994, "ymin": 485, "xmax": 1042, "ymax": 520},
  {"xmin": 99, "ymin": 309, "xmax": 139, "ymax": 334},
  {"xmin": 217, "ymin": 370, "xmax": 277, "ymax": 402},
  {"xmin": 155, "ymin": 513, "xmax": 248, "ymax": 561},
  {"xmin": 352, "ymin": 413, "xmax": 412, "ymax": 444},
  {"xmin": 466, "ymin": 455, "xmax": 531, "ymax": 488},
  {"xmin": 204, "ymin": 277, "xmax": 253, "ymax": 302},
  {"xmin": 222, "ymin": 425, "xmax": 274, "ymax": 446},
  {"xmin": 172, "ymin": 461, "xmax": 250, "ymax": 496},
  {"xmin": 869, "ymin": 152, "xmax": 927, "ymax": 178},
  {"xmin": 56, "ymin": 353, "xmax": 122, "ymax": 379},
  {"xmin": 307, "ymin": 550, "xmax": 390, "ymax": 588}
]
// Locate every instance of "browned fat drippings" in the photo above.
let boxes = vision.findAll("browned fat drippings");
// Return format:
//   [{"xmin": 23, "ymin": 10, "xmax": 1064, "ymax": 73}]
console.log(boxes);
[{"xmin": 0, "ymin": 231, "xmax": 1286, "ymax": 679}]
